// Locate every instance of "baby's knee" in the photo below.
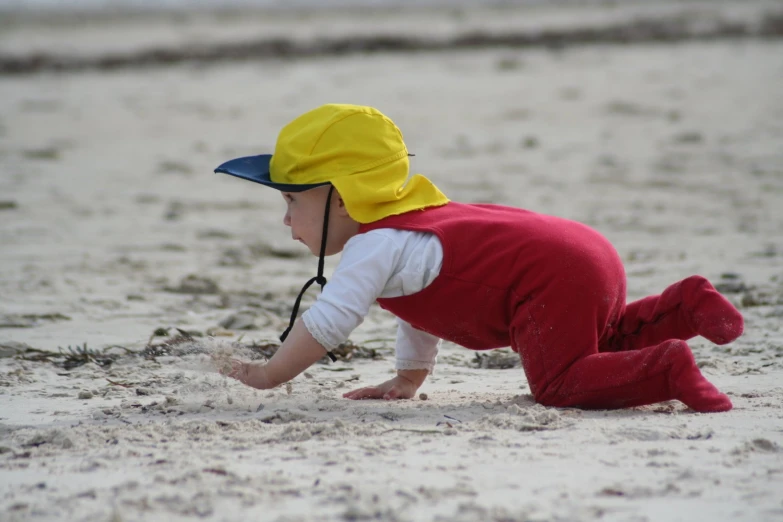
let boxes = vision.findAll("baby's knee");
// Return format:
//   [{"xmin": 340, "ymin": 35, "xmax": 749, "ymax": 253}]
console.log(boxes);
[{"xmin": 530, "ymin": 379, "xmax": 567, "ymax": 408}]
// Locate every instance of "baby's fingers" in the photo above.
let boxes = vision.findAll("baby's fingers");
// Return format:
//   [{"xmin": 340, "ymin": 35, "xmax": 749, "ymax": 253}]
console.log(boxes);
[
  {"xmin": 220, "ymin": 359, "xmax": 246, "ymax": 380},
  {"xmin": 343, "ymin": 386, "xmax": 383, "ymax": 400}
]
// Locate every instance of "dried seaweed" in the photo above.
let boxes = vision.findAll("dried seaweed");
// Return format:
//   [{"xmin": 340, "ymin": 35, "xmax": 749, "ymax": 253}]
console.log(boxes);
[
  {"xmin": 139, "ymin": 328, "xmax": 211, "ymax": 359},
  {"xmin": 12, "ymin": 347, "xmax": 59, "ymax": 364},
  {"xmin": 472, "ymin": 349, "xmax": 521, "ymax": 370},
  {"xmin": 245, "ymin": 342, "xmax": 280, "ymax": 360},
  {"xmin": 329, "ymin": 340, "xmax": 384, "ymax": 363},
  {"xmin": 59, "ymin": 343, "xmax": 128, "ymax": 370},
  {"xmin": 15, "ymin": 343, "xmax": 130, "ymax": 370},
  {"xmin": 140, "ymin": 333, "xmax": 201, "ymax": 359},
  {"xmin": 230, "ymin": 338, "xmax": 383, "ymax": 363},
  {"xmin": 15, "ymin": 326, "xmax": 384, "ymax": 373}
]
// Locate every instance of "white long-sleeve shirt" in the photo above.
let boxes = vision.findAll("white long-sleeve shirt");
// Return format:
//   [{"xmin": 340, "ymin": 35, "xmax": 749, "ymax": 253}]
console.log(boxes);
[{"xmin": 302, "ymin": 228, "xmax": 444, "ymax": 372}]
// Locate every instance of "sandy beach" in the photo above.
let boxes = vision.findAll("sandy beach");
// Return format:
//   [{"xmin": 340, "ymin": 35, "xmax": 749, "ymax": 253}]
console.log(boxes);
[{"xmin": 1, "ymin": 1, "xmax": 782, "ymax": 521}]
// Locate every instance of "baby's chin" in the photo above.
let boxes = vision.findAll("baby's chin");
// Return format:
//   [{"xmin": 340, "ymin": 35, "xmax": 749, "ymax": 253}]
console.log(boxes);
[{"xmin": 308, "ymin": 245, "xmax": 344, "ymax": 257}]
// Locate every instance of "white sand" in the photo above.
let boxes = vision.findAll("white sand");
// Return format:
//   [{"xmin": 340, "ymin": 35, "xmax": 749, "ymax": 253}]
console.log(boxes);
[{"xmin": 1, "ymin": 2, "xmax": 783, "ymax": 521}]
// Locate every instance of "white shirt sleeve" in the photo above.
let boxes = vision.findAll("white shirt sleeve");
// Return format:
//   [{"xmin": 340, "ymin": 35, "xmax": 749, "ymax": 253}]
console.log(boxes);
[
  {"xmin": 395, "ymin": 317, "xmax": 441, "ymax": 373},
  {"xmin": 302, "ymin": 231, "xmax": 402, "ymax": 351},
  {"xmin": 302, "ymin": 229, "xmax": 443, "ymax": 374}
]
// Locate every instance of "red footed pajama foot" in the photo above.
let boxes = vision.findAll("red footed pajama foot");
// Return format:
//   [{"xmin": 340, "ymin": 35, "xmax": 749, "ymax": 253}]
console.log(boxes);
[
  {"xmin": 682, "ymin": 276, "xmax": 744, "ymax": 345},
  {"xmin": 677, "ymin": 377, "xmax": 733, "ymax": 412},
  {"xmin": 530, "ymin": 339, "xmax": 732, "ymax": 412},
  {"xmin": 669, "ymin": 339, "xmax": 733, "ymax": 412}
]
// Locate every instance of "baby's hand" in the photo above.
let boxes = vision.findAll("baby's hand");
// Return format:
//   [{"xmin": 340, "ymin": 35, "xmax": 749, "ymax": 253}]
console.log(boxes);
[
  {"xmin": 218, "ymin": 358, "xmax": 245, "ymax": 380},
  {"xmin": 219, "ymin": 358, "xmax": 267, "ymax": 389},
  {"xmin": 343, "ymin": 375, "xmax": 419, "ymax": 401}
]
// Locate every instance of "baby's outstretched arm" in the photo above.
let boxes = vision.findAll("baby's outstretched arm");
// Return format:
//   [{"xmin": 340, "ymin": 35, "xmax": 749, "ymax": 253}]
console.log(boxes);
[
  {"xmin": 224, "ymin": 319, "xmax": 327, "ymax": 389},
  {"xmin": 343, "ymin": 369, "xmax": 428, "ymax": 400}
]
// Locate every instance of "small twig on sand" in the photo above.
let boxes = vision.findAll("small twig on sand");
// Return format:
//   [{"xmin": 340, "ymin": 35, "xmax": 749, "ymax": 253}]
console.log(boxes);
[
  {"xmin": 174, "ymin": 328, "xmax": 194, "ymax": 340},
  {"xmin": 105, "ymin": 345, "xmax": 135, "ymax": 355},
  {"xmin": 106, "ymin": 378, "xmax": 135, "ymax": 388},
  {"xmin": 381, "ymin": 428, "xmax": 442, "ymax": 435}
]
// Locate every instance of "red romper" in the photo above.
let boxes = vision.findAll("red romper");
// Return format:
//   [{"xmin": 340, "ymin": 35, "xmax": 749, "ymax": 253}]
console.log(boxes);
[{"xmin": 359, "ymin": 202, "xmax": 743, "ymax": 412}]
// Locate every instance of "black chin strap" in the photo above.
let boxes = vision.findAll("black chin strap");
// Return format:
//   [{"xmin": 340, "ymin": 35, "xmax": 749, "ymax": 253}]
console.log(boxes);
[{"xmin": 280, "ymin": 185, "xmax": 338, "ymax": 362}]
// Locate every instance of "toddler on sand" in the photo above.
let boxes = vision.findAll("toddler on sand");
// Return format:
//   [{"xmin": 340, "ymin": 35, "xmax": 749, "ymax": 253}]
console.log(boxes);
[{"xmin": 214, "ymin": 104, "xmax": 743, "ymax": 412}]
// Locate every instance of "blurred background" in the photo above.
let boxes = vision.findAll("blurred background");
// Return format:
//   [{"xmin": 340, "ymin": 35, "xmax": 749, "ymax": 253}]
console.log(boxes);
[{"xmin": 2, "ymin": 5, "xmax": 783, "ymax": 520}]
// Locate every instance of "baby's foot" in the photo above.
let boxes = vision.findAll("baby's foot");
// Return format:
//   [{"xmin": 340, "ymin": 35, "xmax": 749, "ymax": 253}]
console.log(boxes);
[
  {"xmin": 677, "ymin": 373, "xmax": 733, "ymax": 412},
  {"xmin": 669, "ymin": 340, "xmax": 733, "ymax": 412},
  {"xmin": 682, "ymin": 276, "xmax": 744, "ymax": 345}
]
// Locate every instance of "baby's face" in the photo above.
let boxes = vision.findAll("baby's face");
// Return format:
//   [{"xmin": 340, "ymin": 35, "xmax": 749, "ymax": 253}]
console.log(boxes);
[{"xmin": 281, "ymin": 186, "xmax": 359, "ymax": 256}]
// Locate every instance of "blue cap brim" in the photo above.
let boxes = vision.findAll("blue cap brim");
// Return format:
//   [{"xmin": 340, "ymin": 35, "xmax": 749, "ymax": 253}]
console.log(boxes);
[{"xmin": 214, "ymin": 154, "xmax": 330, "ymax": 192}]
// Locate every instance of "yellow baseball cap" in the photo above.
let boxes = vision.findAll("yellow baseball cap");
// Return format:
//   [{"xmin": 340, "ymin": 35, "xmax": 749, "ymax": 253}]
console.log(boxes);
[{"xmin": 214, "ymin": 104, "xmax": 449, "ymax": 223}]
